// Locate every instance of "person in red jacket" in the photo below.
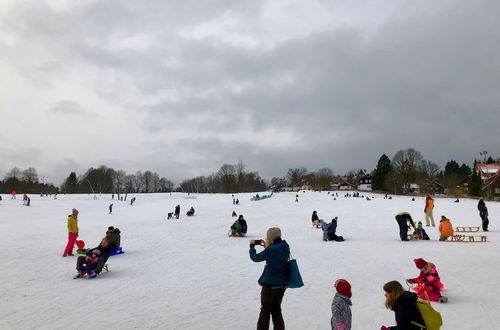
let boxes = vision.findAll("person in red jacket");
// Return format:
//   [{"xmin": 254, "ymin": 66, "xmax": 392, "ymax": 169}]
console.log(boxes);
[{"xmin": 406, "ymin": 258, "xmax": 447, "ymax": 303}]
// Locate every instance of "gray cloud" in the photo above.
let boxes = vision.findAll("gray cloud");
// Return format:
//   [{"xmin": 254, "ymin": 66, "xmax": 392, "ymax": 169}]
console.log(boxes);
[
  {"xmin": 50, "ymin": 101, "xmax": 89, "ymax": 115},
  {"xmin": 0, "ymin": 0, "xmax": 499, "ymax": 184}
]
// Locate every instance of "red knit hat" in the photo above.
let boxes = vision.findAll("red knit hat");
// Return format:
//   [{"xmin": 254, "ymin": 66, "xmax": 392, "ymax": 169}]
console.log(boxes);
[
  {"xmin": 334, "ymin": 279, "xmax": 352, "ymax": 298},
  {"xmin": 414, "ymin": 258, "xmax": 427, "ymax": 269}
]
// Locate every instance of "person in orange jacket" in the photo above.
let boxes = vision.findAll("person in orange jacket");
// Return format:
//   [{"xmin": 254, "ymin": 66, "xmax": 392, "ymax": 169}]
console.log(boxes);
[
  {"xmin": 438, "ymin": 215, "xmax": 453, "ymax": 241},
  {"xmin": 424, "ymin": 194, "xmax": 435, "ymax": 227},
  {"xmin": 63, "ymin": 208, "xmax": 79, "ymax": 257}
]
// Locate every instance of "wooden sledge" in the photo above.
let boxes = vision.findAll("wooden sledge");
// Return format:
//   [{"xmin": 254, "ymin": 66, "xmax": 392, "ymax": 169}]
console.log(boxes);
[
  {"xmin": 447, "ymin": 235, "xmax": 488, "ymax": 242},
  {"xmin": 408, "ymin": 233, "xmax": 423, "ymax": 241},
  {"xmin": 228, "ymin": 229, "xmax": 246, "ymax": 237},
  {"xmin": 455, "ymin": 226, "xmax": 480, "ymax": 232}
]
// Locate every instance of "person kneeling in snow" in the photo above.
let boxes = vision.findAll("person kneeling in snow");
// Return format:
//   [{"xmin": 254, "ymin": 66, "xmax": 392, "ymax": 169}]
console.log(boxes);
[
  {"xmin": 406, "ymin": 258, "xmax": 447, "ymax": 303},
  {"xmin": 331, "ymin": 279, "xmax": 352, "ymax": 330},
  {"xmin": 322, "ymin": 217, "xmax": 344, "ymax": 241},
  {"xmin": 414, "ymin": 222, "xmax": 430, "ymax": 240},
  {"xmin": 438, "ymin": 216, "xmax": 454, "ymax": 241}
]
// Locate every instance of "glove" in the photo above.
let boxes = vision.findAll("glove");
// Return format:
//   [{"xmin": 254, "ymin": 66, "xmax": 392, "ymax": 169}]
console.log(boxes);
[
  {"xmin": 336, "ymin": 322, "xmax": 345, "ymax": 330},
  {"xmin": 406, "ymin": 278, "xmax": 415, "ymax": 284},
  {"xmin": 381, "ymin": 326, "xmax": 390, "ymax": 330}
]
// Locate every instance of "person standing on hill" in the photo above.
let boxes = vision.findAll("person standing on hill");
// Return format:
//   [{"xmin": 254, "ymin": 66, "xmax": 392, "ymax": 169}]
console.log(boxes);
[
  {"xmin": 477, "ymin": 199, "xmax": 489, "ymax": 231},
  {"xmin": 63, "ymin": 208, "xmax": 79, "ymax": 257},
  {"xmin": 331, "ymin": 279, "xmax": 352, "ymax": 330},
  {"xmin": 175, "ymin": 205, "xmax": 181, "ymax": 219},
  {"xmin": 424, "ymin": 194, "xmax": 435, "ymax": 227},
  {"xmin": 395, "ymin": 212, "xmax": 416, "ymax": 241},
  {"xmin": 249, "ymin": 227, "xmax": 290, "ymax": 330}
]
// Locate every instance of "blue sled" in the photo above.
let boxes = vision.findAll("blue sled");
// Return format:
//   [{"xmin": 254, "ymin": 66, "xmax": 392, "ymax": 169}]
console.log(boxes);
[{"xmin": 111, "ymin": 247, "xmax": 124, "ymax": 256}]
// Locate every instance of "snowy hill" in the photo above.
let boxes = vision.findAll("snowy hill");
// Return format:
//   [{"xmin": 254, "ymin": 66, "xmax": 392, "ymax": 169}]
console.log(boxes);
[{"xmin": 0, "ymin": 192, "xmax": 498, "ymax": 329}]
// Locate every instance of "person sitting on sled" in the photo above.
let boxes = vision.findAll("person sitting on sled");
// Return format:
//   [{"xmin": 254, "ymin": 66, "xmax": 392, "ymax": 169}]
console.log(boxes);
[
  {"xmin": 186, "ymin": 207, "xmax": 195, "ymax": 216},
  {"xmin": 75, "ymin": 249, "xmax": 101, "ymax": 278},
  {"xmin": 414, "ymin": 222, "xmax": 430, "ymax": 240},
  {"xmin": 311, "ymin": 211, "xmax": 322, "ymax": 228},
  {"xmin": 231, "ymin": 215, "xmax": 247, "ymax": 236},
  {"xmin": 406, "ymin": 258, "xmax": 447, "ymax": 303}
]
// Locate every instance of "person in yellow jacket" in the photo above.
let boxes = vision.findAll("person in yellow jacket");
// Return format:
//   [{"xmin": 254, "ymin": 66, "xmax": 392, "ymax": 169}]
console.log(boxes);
[
  {"xmin": 424, "ymin": 194, "xmax": 435, "ymax": 226},
  {"xmin": 438, "ymin": 215, "xmax": 454, "ymax": 241},
  {"xmin": 63, "ymin": 208, "xmax": 79, "ymax": 257}
]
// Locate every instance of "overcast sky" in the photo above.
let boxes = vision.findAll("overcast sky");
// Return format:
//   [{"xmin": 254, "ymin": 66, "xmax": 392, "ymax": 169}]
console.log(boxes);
[{"xmin": 1, "ymin": 0, "xmax": 499, "ymax": 185}]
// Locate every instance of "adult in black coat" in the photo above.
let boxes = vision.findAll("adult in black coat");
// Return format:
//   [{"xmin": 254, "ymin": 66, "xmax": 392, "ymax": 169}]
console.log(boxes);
[
  {"xmin": 395, "ymin": 212, "xmax": 416, "ymax": 241},
  {"xmin": 381, "ymin": 281, "xmax": 426, "ymax": 330},
  {"xmin": 477, "ymin": 199, "xmax": 489, "ymax": 231},
  {"xmin": 175, "ymin": 205, "xmax": 181, "ymax": 219}
]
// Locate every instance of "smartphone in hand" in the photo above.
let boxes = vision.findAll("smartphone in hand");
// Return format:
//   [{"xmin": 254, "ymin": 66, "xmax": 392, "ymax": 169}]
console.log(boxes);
[{"xmin": 254, "ymin": 239, "xmax": 263, "ymax": 246}]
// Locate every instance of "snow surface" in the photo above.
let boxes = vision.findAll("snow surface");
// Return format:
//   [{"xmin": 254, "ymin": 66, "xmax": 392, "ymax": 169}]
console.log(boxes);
[{"xmin": 0, "ymin": 192, "xmax": 499, "ymax": 330}]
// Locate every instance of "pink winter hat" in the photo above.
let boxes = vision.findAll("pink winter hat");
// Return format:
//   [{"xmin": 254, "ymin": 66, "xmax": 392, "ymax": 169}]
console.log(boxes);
[{"xmin": 414, "ymin": 258, "xmax": 427, "ymax": 269}]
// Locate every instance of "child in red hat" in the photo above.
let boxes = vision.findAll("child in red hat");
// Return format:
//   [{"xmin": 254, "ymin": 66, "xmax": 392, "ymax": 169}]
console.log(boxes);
[
  {"xmin": 331, "ymin": 279, "xmax": 352, "ymax": 330},
  {"xmin": 406, "ymin": 258, "xmax": 447, "ymax": 303}
]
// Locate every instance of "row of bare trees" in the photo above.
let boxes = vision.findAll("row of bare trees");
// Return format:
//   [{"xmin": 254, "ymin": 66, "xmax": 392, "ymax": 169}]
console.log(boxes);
[
  {"xmin": 0, "ymin": 167, "xmax": 58, "ymax": 193},
  {"xmin": 60, "ymin": 166, "xmax": 175, "ymax": 194}
]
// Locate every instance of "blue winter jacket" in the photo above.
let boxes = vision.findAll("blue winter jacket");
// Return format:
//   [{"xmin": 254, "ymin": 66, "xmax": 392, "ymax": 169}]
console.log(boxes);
[{"xmin": 249, "ymin": 239, "xmax": 290, "ymax": 286}]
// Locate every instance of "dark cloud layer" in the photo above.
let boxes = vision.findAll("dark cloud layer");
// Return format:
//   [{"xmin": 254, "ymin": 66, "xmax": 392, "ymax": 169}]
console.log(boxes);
[{"xmin": 1, "ymin": 0, "xmax": 499, "ymax": 184}]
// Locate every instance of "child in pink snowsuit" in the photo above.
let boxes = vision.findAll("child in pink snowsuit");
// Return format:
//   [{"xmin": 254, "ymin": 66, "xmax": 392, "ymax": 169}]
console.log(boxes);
[{"xmin": 407, "ymin": 258, "xmax": 447, "ymax": 303}]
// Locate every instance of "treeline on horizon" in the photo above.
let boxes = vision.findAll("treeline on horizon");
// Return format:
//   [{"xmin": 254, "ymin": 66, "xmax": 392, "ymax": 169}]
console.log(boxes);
[{"xmin": 1, "ymin": 148, "xmax": 498, "ymax": 197}]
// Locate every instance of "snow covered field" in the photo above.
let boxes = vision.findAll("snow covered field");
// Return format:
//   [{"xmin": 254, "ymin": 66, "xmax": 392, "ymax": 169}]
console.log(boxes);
[{"xmin": 0, "ymin": 192, "xmax": 499, "ymax": 329}]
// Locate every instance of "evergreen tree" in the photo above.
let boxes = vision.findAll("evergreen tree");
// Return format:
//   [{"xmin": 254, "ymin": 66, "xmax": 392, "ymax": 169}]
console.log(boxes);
[
  {"xmin": 468, "ymin": 169, "xmax": 482, "ymax": 197},
  {"xmin": 63, "ymin": 172, "xmax": 78, "ymax": 193},
  {"xmin": 372, "ymin": 154, "xmax": 392, "ymax": 190}
]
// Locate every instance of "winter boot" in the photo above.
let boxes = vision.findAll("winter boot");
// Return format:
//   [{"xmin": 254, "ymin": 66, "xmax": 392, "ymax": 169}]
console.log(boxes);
[{"xmin": 439, "ymin": 296, "xmax": 448, "ymax": 303}]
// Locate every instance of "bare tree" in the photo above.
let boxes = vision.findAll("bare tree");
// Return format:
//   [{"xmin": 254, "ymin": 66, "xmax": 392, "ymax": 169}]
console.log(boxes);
[
  {"xmin": 22, "ymin": 168, "xmax": 39, "ymax": 184},
  {"xmin": 315, "ymin": 167, "xmax": 334, "ymax": 190},
  {"xmin": 392, "ymin": 148, "xmax": 424, "ymax": 193},
  {"xmin": 286, "ymin": 167, "xmax": 307, "ymax": 190},
  {"xmin": 5, "ymin": 167, "xmax": 22, "ymax": 180}
]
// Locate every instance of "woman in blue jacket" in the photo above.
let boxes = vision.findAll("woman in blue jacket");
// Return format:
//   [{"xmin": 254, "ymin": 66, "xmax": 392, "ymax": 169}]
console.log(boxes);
[{"xmin": 249, "ymin": 227, "xmax": 290, "ymax": 330}]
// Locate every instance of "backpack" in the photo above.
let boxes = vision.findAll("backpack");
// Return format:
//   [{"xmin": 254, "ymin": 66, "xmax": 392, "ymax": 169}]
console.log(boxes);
[{"xmin": 413, "ymin": 299, "xmax": 443, "ymax": 330}]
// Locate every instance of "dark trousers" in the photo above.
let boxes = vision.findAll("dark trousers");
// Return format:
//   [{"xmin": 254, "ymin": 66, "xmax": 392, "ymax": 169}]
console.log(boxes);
[
  {"xmin": 395, "ymin": 216, "xmax": 408, "ymax": 241},
  {"xmin": 76, "ymin": 254, "xmax": 109, "ymax": 274},
  {"xmin": 481, "ymin": 215, "xmax": 489, "ymax": 231},
  {"xmin": 257, "ymin": 285, "xmax": 286, "ymax": 330}
]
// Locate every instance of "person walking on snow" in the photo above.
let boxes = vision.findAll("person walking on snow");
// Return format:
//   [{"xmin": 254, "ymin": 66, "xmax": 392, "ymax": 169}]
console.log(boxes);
[
  {"xmin": 395, "ymin": 212, "xmax": 416, "ymax": 241},
  {"xmin": 477, "ymin": 199, "xmax": 489, "ymax": 231},
  {"xmin": 331, "ymin": 279, "xmax": 352, "ymax": 330},
  {"xmin": 63, "ymin": 208, "xmax": 79, "ymax": 257},
  {"xmin": 406, "ymin": 258, "xmax": 447, "ymax": 303},
  {"xmin": 109, "ymin": 203, "xmax": 113, "ymax": 214},
  {"xmin": 424, "ymin": 194, "xmax": 435, "ymax": 227},
  {"xmin": 249, "ymin": 227, "xmax": 290, "ymax": 330}
]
